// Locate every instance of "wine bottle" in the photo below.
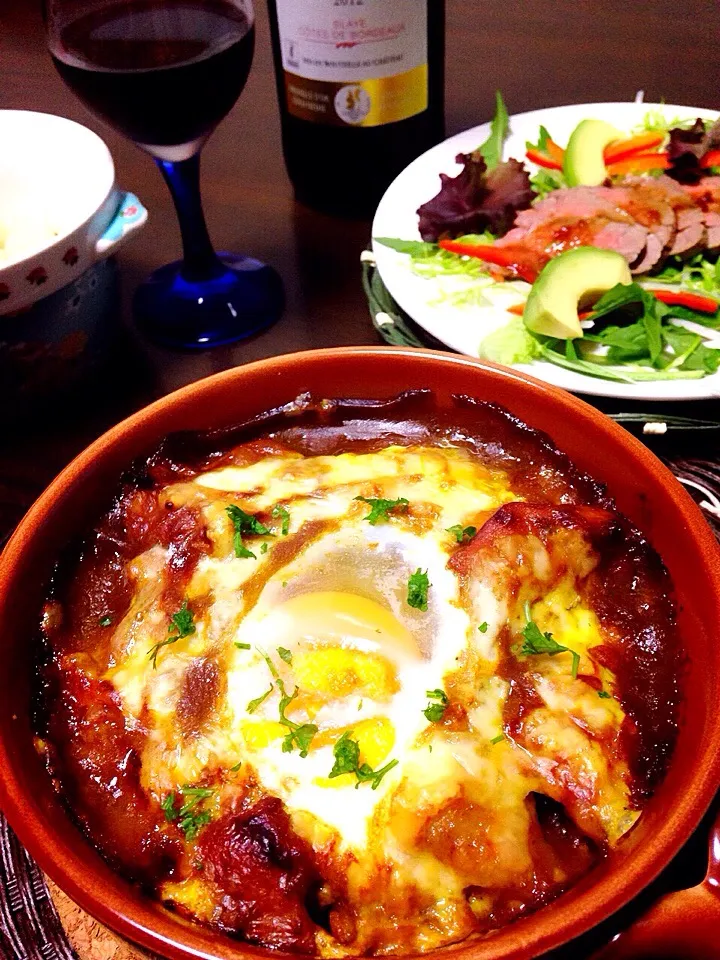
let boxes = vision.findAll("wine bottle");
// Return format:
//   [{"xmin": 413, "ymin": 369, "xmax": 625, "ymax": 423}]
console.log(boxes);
[{"xmin": 267, "ymin": 0, "xmax": 445, "ymax": 218}]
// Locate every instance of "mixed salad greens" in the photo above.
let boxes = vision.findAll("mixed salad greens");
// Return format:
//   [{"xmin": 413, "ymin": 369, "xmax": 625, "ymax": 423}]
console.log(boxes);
[
  {"xmin": 503, "ymin": 281, "xmax": 720, "ymax": 383},
  {"xmin": 375, "ymin": 93, "xmax": 720, "ymax": 383}
]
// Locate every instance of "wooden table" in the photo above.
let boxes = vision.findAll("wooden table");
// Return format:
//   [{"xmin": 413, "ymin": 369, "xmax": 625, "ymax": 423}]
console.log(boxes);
[{"xmin": 1, "ymin": 1, "xmax": 720, "ymax": 955}]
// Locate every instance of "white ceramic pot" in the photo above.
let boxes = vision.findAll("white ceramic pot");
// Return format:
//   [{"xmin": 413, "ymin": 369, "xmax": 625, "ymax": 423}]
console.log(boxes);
[{"xmin": 0, "ymin": 110, "xmax": 147, "ymax": 315}]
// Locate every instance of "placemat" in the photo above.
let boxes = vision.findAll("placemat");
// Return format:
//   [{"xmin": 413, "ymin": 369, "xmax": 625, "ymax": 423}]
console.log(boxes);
[{"xmin": 1, "ymin": 268, "xmax": 719, "ymax": 957}]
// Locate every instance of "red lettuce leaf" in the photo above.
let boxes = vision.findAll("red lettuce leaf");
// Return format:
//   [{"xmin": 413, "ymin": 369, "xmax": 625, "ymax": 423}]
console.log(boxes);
[
  {"xmin": 667, "ymin": 118, "xmax": 720, "ymax": 184},
  {"xmin": 417, "ymin": 153, "xmax": 535, "ymax": 242}
]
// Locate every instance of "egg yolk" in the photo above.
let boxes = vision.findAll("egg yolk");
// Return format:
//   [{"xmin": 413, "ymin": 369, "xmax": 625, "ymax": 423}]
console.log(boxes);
[
  {"xmin": 314, "ymin": 717, "xmax": 396, "ymax": 788},
  {"xmin": 294, "ymin": 648, "xmax": 398, "ymax": 700},
  {"xmin": 270, "ymin": 591, "xmax": 420, "ymax": 663}
]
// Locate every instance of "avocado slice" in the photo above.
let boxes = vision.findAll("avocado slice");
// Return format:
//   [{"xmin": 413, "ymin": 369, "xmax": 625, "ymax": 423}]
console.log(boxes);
[
  {"xmin": 523, "ymin": 247, "xmax": 632, "ymax": 339},
  {"xmin": 563, "ymin": 119, "xmax": 623, "ymax": 186}
]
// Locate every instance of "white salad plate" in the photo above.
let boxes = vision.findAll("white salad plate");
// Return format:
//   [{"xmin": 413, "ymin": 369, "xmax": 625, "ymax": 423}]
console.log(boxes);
[{"xmin": 372, "ymin": 101, "xmax": 720, "ymax": 400}]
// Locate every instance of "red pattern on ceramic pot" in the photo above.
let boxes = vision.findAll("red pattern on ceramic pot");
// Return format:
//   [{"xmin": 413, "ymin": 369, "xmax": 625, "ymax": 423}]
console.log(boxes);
[{"xmin": 0, "ymin": 111, "xmax": 146, "ymax": 315}]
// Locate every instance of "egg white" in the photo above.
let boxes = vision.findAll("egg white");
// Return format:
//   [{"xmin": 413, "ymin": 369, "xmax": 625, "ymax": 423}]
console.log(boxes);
[{"xmin": 224, "ymin": 520, "xmax": 477, "ymax": 852}]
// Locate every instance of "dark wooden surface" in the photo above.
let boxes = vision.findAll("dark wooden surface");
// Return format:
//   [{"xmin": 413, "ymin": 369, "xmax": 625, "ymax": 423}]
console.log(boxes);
[{"xmin": 0, "ymin": 0, "xmax": 719, "ymax": 535}]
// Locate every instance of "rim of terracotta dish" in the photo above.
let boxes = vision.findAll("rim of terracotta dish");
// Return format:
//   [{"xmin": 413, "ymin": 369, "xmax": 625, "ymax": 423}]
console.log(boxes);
[{"xmin": 1, "ymin": 346, "xmax": 719, "ymax": 960}]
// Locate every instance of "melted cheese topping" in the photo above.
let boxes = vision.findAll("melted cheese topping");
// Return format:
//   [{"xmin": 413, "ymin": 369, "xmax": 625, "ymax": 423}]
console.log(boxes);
[{"xmin": 96, "ymin": 443, "xmax": 636, "ymax": 955}]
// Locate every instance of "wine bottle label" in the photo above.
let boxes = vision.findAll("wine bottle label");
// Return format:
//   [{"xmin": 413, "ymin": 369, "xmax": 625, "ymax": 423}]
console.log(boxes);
[{"xmin": 274, "ymin": 0, "xmax": 427, "ymax": 127}]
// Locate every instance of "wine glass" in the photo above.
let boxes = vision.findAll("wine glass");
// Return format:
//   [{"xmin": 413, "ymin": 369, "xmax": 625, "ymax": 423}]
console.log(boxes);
[{"xmin": 44, "ymin": 0, "xmax": 284, "ymax": 349}]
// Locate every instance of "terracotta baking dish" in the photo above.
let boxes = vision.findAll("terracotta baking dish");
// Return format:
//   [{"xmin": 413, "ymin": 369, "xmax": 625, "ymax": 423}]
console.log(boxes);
[{"xmin": 0, "ymin": 347, "xmax": 719, "ymax": 960}]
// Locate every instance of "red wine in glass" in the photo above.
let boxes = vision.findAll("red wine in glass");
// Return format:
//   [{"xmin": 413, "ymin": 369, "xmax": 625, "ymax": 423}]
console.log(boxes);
[{"xmin": 46, "ymin": 0, "xmax": 284, "ymax": 349}]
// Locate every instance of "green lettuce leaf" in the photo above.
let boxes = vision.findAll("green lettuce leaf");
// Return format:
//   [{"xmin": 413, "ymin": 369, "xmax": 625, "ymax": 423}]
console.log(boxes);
[
  {"xmin": 374, "ymin": 233, "xmax": 497, "ymax": 280},
  {"xmin": 476, "ymin": 91, "xmax": 509, "ymax": 171},
  {"xmin": 657, "ymin": 303, "xmax": 720, "ymax": 327},
  {"xmin": 681, "ymin": 344, "xmax": 720, "ymax": 373},
  {"xmin": 634, "ymin": 108, "xmax": 709, "ymax": 136},
  {"xmin": 480, "ymin": 316, "xmax": 540, "ymax": 365},
  {"xmin": 525, "ymin": 124, "xmax": 552, "ymax": 153},
  {"xmin": 650, "ymin": 252, "xmax": 720, "ymax": 299},
  {"xmin": 584, "ymin": 322, "xmax": 648, "ymax": 363},
  {"xmin": 374, "ymin": 237, "xmax": 437, "ymax": 257},
  {"xmin": 525, "ymin": 124, "xmax": 566, "ymax": 197},
  {"xmin": 534, "ymin": 282, "xmax": 717, "ymax": 380},
  {"xmin": 529, "ymin": 168, "xmax": 565, "ymax": 199},
  {"xmin": 537, "ymin": 339, "xmax": 705, "ymax": 382}
]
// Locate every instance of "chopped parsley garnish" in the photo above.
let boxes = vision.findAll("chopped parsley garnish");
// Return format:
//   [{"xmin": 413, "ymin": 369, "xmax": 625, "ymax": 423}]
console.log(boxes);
[
  {"xmin": 98, "ymin": 615, "xmax": 112, "ymax": 627},
  {"xmin": 521, "ymin": 604, "xmax": 580, "ymax": 679},
  {"xmin": 277, "ymin": 646, "xmax": 293, "ymax": 665},
  {"xmin": 272, "ymin": 504, "xmax": 291, "ymax": 535},
  {"xmin": 423, "ymin": 688, "xmax": 448, "ymax": 723},
  {"xmin": 328, "ymin": 732, "xmax": 359, "ymax": 777},
  {"xmin": 179, "ymin": 785, "xmax": 214, "ymax": 801},
  {"xmin": 328, "ymin": 731, "xmax": 399, "ymax": 790},
  {"xmin": 170, "ymin": 603, "xmax": 195, "ymax": 638},
  {"xmin": 226, "ymin": 504, "xmax": 273, "ymax": 559},
  {"xmin": 598, "ymin": 690, "xmax": 612, "ymax": 699},
  {"xmin": 490, "ymin": 733, "xmax": 505, "ymax": 745},
  {"xmin": 162, "ymin": 785, "xmax": 214, "ymax": 841},
  {"xmin": 235, "ymin": 541, "xmax": 256, "ymax": 560},
  {"xmin": 407, "ymin": 568, "xmax": 430, "ymax": 611},
  {"xmin": 260, "ymin": 542, "xmax": 269, "ymax": 555},
  {"xmin": 478, "ymin": 622, "xmax": 488, "ymax": 633},
  {"xmin": 235, "ymin": 641, "xmax": 251, "ymax": 650},
  {"xmin": 227, "ymin": 504, "xmax": 272, "ymax": 536},
  {"xmin": 246, "ymin": 684, "xmax": 273, "ymax": 714},
  {"xmin": 277, "ymin": 678, "xmax": 318, "ymax": 757},
  {"xmin": 148, "ymin": 601, "xmax": 196, "ymax": 668},
  {"xmin": 258, "ymin": 647, "xmax": 280, "ymax": 679},
  {"xmin": 355, "ymin": 495, "xmax": 409, "ymax": 525},
  {"xmin": 446, "ymin": 524, "xmax": 477, "ymax": 543},
  {"xmin": 229, "ymin": 761, "xmax": 242, "ymax": 772},
  {"xmin": 160, "ymin": 792, "xmax": 176, "ymax": 820},
  {"xmin": 283, "ymin": 722, "xmax": 317, "ymax": 756}
]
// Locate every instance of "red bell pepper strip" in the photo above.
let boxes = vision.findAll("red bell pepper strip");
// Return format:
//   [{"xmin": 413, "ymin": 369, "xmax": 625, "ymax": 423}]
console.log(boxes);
[
  {"xmin": 438, "ymin": 240, "xmax": 538, "ymax": 283},
  {"xmin": 526, "ymin": 134, "xmax": 665, "ymax": 172},
  {"xmin": 606, "ymin": 152, "xmax": 670, "ymax": 176},
  {"xmin": 509, "ymin": 289, "xmax": 718, "ymax": 319},
  {"xmin": 646, "ymin": 289, "xmax": 720, "ymax": 314},
  {"xmin": 525, "ymin": 148, "xmax": 562, "ymax": 170},
  {"xmin": 509, "ymin": 290, "xmax": 718, "ymax": 320},
  {"xmin": 603, "ymin": 133, "xmax": 665, "ymax": 164},
  {"xmin": 701, "ymin": 149, "xmax": 720, "ymax": 169}
]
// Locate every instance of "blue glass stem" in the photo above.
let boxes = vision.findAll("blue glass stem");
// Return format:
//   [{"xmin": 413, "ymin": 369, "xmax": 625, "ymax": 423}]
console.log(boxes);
[
  {"xmin": 155, "ymin": 154, "xmax": 222, "ymax": 283},
  {"xmin": 135, "ymin": 152, "xmax": 284, "ymax": 349}
]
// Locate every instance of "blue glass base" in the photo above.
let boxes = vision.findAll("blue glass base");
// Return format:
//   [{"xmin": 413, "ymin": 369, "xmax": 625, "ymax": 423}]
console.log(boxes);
[{"xmin": 133, "ymin": 253, "xmax": 284, "ymax": 349}]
